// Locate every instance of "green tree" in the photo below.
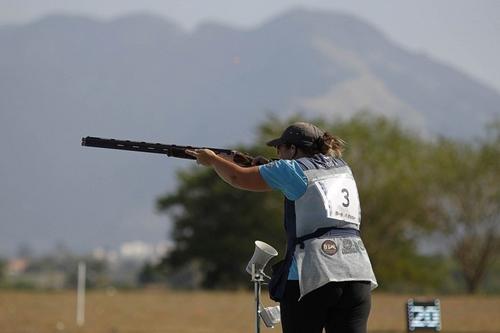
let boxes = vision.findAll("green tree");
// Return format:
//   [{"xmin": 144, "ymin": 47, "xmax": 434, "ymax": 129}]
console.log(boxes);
[
  {"xmin": 137, "ymin": 262, "xmax": 165, "ymax": 286},
  {"xmin": 431, "ymin": 122, "xmax": 500, "ymax": 293},
  {"xmin": 0, "ymin": 258, "xmax": 5, "ymax": 283},
  {"xmin": 157, "ymin": 164, "xmax": 284, "ymax": 289},
  {"xmin": 157, "ymin": 113, "xmax": 445, "ymax": 290}
]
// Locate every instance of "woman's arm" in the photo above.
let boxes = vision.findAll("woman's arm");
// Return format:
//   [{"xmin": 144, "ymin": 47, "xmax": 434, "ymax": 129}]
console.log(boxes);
[{"xmin": 185, "ymin": 149, "xmax": 271, "ymax": 192}]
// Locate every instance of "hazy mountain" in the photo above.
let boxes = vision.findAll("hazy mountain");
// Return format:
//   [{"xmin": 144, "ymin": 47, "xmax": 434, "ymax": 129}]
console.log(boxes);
[{"xmin": 1, "ymin": 9, "xmax": 498, "ymax": 255}]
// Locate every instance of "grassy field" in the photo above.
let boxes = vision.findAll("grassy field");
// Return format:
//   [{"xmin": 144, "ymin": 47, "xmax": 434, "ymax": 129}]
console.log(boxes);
[{"xmin": 0, "ymin": 289, "xmax": 499, "ymax": 333}]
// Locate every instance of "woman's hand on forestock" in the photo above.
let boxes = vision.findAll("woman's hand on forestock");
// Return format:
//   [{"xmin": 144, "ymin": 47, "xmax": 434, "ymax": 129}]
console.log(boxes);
[{"xmin": 185, "ymin": 149, "xmax": 217, "ymax": 166}]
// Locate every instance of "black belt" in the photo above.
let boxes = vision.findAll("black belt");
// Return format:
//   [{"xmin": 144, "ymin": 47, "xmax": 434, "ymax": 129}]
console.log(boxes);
[{"xmin": 296, "ymin": 227, "xmax": 360, "ymax": 249}]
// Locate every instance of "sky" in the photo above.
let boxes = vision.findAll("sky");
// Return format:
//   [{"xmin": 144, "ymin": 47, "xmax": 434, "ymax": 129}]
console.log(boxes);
[
  {"xmin": 0, "ymin": 1, "xmax": 499, "ymax": 257},
  {"xmin": 1, "ymin": 0, "xmax": 500, "ymax": 93}
]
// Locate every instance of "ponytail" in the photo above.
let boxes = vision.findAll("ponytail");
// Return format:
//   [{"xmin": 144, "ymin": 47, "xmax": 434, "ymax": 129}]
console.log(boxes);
[
  {"xmin": 298, "ymin": 132, "xmax": 346, "ymax": 158},
  {"xmin": 319, "ymin": 133, "xmax": 345, "ymax": 158}
]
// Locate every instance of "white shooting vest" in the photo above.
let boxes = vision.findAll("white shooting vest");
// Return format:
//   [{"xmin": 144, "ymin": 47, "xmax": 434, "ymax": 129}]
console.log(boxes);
[{"xmin": 292, "ymin": 156, "xmax": 378, "ymax": 299}]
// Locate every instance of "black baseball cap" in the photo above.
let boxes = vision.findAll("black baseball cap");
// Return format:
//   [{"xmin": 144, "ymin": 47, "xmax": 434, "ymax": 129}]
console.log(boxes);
[{"xmin": 266, "ymin": 122, "xmax": 325, "ymax": 148}]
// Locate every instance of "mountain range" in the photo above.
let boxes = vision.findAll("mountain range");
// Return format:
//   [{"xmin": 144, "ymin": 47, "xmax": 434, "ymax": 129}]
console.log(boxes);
[{"xmin": 1, "ymin": 8, "xmax": 499, "ymax": 255}]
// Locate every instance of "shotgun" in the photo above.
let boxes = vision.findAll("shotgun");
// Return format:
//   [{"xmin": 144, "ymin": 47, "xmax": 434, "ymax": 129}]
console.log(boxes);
[{"xmin": 81, "ymin": 136, "xmax": 258, "ymax": 167}]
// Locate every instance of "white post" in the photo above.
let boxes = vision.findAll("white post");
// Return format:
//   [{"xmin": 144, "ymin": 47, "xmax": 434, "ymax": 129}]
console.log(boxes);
[{"xmin": 76, "ymin": 261, "xmax": 86, "ymax": 327}]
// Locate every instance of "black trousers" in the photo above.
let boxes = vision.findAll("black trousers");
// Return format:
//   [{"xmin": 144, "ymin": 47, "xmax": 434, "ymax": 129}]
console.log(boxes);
[{"xmin": 280, "ymin": 280, "xmax": 371, "ymax": 333}]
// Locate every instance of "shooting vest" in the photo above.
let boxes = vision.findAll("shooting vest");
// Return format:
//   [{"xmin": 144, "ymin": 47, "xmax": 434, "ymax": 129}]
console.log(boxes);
[{"xmin": 269, "ymin": 154, "xmax": 377, "ymax": 301}]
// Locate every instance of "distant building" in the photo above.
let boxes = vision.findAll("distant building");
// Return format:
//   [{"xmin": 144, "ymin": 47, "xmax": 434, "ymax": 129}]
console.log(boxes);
[{"xmin": 7, "ymin": 258, "xmax": 28, "ymax": 276}]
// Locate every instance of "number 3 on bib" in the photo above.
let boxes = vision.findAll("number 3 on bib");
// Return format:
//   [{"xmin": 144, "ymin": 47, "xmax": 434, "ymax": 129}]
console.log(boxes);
[{"xmin": 314, "ymin": 175, "xmax": 361, "ymax": 225}]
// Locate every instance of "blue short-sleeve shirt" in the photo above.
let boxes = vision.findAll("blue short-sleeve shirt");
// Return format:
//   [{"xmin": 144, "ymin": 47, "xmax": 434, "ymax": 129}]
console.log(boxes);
[
  {"xmin": 259, "ymin": 159, "xmax": 308, "ymax": 280},
  {"xmin": 258, "ymin": 159, "xmax": 307, "ymax": 200}
]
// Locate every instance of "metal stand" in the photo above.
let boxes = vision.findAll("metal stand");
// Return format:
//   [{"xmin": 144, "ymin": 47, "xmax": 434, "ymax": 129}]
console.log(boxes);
[
  {"xmin": 246, "ymin": 240, "xmax": 279, "ymax": 331},
  {"xmin": 251, "ymin": 263, "xmax": 264, "ymax": 333}
]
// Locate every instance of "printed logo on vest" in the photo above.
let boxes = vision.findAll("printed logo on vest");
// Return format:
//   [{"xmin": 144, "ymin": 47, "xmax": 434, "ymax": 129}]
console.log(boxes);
[
  {"xmin": 321, "ymin": 240, "xmax": 338, "ymax": 256},
  {"xmin": 341, "ymin": 238, "xmax": 363, "ymax": 255}
]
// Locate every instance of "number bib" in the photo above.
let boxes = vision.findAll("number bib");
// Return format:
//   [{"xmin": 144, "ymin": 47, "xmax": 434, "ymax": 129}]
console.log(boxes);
[{"xmin": 314, "ymin": 174, "xmax": 360, "ymax": 225}]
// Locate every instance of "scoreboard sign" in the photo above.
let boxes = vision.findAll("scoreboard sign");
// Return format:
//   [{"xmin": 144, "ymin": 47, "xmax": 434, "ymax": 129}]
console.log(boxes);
[{"xmin": 406, "ymin": 299, "xmax": 441, "ymax": 331}]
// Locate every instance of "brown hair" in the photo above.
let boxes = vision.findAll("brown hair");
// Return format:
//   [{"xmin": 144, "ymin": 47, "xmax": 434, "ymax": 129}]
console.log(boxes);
[{"xmin": 298, "ymin": 132, "xmax": 345, "ymax": 158}]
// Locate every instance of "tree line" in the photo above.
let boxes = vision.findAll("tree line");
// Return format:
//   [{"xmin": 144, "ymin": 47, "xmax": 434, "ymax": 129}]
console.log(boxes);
[{"xmin": 153, "ymin": 113, "xmax": 499, "ymax": 294}]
